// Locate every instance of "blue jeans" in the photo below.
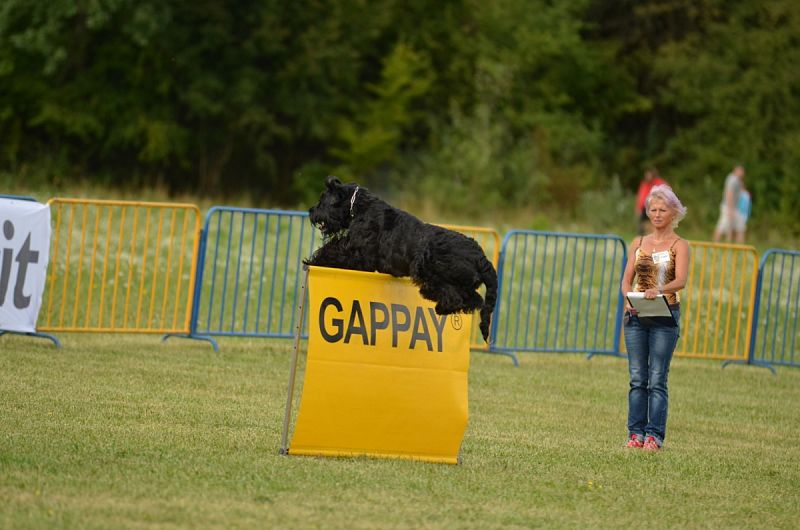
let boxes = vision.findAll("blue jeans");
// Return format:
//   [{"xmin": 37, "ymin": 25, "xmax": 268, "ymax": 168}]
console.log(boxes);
[{"xmin": 624, "ymin": 309, "xmax": 680, "ymax": 446}]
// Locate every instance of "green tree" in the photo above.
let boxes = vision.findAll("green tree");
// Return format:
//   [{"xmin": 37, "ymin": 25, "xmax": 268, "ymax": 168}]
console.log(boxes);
[
  {"xmin": 329, "ymin": 42, "xmax": 434, "ymax": 182},
  {"xmin": 0, "ymin": 0, "xmax": 798, "ymax": 239},
  {"xmin": 653, "ymin": 0, "xmax": 800, "ymax": 230},
  {"xmin": 587, "ymin": 0, "xmax": 800, "ymax": 233}
]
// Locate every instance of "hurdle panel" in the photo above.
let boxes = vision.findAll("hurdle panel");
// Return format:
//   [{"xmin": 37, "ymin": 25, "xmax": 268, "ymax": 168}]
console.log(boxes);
[
  {"xmin": 440, "ymin": 224, "xmax": 501, "ymax": 350},
  {"xmin": 283, "ymin": 266, "xmax": 471, "ymax": 464},
  {"xmin": 748, "ymin": 249, "xmax": 800, "ymax": 368},
  {"xmin": 490, "ymin": 230, "xmax": 626, "ymax": 357},
  {"xmin": 191, "ymin": 208, "xmax": 319, "ymax": 339},
  {"xmin": 38, "ymin": 199, "xmax": 201, "ymax": 334},
  {"xmin": 676, "ymin": 242, "xmax": 758, "ymax": 361}
]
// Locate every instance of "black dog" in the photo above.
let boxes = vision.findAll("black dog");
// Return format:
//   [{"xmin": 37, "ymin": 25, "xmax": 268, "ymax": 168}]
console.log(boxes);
[{"xmin": 304, "ymin": 176, "xmax": 498, "ymax": 342}]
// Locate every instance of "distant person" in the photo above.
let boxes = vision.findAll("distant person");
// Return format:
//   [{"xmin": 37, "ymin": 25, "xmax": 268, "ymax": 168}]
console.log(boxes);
[
  {"xmin": 737, "ymin": 186, "xmax": 751, "ymax": 241},
  {"xmin": 713, "ymin": 165, "xmax": 746, "ymax": 243},
  {"xmin": 620, "ymin": 184, "xmax": 689, "ymax": 452},
  {"xmin": 635, "ymin": 168, "xmax": 667, "ymax": 235}
]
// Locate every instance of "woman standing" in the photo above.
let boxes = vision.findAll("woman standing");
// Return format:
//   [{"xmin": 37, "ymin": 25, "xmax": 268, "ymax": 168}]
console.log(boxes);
[{"xmin": 620, "ymin": 185, "xmax": 689, "ymax": 451}]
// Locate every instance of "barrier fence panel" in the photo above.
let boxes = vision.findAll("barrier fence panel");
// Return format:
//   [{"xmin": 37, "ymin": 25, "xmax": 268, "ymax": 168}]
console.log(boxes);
[
  {"xmin": 489, "ymin": 231, "xmax": 627, "ymax": 364},
  {"xmin": 747, "ymin": 249, "xmax": 800, "ymax": 370},
  {"xmin": 676, "ymin": 242, "xmax": 758, "ymax": 362},
  {"xmin": 0, "ymin": 194, "xmax": 37, "ymax": 201},
  {"xmin": 38, "ymin": 199, "xmax": 201, "ymax": 336},
  {"xmin": 440, "ymin": 224, "xmax": 501, "ymax": 351},
  {"xmin": 179, "ymin": 208, "xmax": 319, "ymax": 348}
]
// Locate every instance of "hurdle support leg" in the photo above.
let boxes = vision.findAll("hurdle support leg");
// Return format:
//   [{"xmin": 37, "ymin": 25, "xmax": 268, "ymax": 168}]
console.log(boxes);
[
  {"xmin": 0, "ymin": 330, "xmax": 61, "ymax": 348},
  {"xmin": 280, "ymin": 267, "xmax": 309, "ymax": 455},
  {"xmin": 161, "ymin": 333, "xmax": 219, "ymax": 353}
]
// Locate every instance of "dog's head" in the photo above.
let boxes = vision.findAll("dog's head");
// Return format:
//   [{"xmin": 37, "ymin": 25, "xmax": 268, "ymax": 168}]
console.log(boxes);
[{"xmin": 308, "ymin": 175, "xmax": 360, "ymax": 236}]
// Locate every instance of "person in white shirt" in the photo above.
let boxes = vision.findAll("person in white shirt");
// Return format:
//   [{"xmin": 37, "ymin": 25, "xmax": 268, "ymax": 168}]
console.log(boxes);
[{"xmin": 712, "ymin": 165, "xmax": 746, "ymax": 243}]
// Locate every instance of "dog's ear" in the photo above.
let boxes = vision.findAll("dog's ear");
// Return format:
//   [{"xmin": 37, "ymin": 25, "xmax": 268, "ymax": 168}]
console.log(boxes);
[{"xmin": 325, "ymin": 175, "xmax": 341, "ymax": 190}]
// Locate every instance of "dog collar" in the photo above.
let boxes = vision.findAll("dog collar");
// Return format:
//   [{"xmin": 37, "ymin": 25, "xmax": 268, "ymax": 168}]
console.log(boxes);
[{"xmin": 349, "ymin": 186, "xmax": 359, "ymax": 217}]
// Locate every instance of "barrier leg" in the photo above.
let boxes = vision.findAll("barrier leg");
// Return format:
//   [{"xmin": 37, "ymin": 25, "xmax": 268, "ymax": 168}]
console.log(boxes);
[
  {"xmin": 161, "ymin": 333, "xmax": 219, "ymax": 353},
  {"xmin": 280, "ymin": 267, "xmax": 309, "ymax": 455},
  {"xmin": 0, "ymin": 330, "xmax": 61, "ymax": 348},
  {"xmin": 721, "ymin": 359, "xmax": 777, "ymax": 375},
  {"xmin": 586, "ymin": 351, "xmax": 626, "ymax": 360}
]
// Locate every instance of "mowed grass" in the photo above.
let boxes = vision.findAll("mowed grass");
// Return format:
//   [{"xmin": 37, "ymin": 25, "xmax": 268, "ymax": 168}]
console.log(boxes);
[{"xmin": 2, "ymin": 334, "xmax": 799, "ymax": 529}]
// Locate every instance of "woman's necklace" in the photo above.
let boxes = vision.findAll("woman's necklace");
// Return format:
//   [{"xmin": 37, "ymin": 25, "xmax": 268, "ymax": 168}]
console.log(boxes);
[{"xmin": 650, "ymin": 233, "xmax": 674, "ymax": 252}]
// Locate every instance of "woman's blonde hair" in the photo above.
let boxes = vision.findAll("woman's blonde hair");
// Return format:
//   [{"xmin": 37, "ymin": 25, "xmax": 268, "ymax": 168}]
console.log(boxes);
[{"xmin": 646, "ymin": 184, "xmax": 687, "ymax": 227}]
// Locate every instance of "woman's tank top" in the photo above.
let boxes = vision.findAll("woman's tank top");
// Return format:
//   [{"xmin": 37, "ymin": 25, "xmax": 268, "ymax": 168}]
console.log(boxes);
[{"xmin": 632, "ymin": 237, "xmax": 681, "ymax": 305}]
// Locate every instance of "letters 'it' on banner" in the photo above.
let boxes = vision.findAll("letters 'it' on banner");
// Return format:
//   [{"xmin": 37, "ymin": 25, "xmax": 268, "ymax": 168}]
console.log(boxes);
[
  {"xmin": 288, "ymin": 266, "xmax": 471, "ymax": 464},
  {"xmin": 0, "ymin": 199, "xmax": 51, "ymax": 333}
]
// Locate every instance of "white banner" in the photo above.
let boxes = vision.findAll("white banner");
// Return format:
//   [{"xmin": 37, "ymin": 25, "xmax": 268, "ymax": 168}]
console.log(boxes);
[{"xmin": 0, "ymin": 198, "xmax": 51, "ymax": 333}]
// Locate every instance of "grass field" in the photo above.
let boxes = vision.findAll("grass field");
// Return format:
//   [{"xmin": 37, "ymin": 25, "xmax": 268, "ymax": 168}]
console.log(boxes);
[{"xmin": 2, "ymin": 333, "xmax": 799, "ymax": 529}]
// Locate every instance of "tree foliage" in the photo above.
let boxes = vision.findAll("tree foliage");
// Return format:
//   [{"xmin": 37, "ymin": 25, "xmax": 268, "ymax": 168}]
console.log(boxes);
[{"xmin": 1, "ymin": 0, "xmax": 799, "ymax": 231}]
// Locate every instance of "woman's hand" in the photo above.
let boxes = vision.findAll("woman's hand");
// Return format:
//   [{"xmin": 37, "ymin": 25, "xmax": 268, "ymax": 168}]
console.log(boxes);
[
  {"xmin": 624, "ymin": 300, "xmax": 636, "ymax": 315},
  {"xmin": 643, "ymin": 288, "xmax": 661, "ymax": 299}
]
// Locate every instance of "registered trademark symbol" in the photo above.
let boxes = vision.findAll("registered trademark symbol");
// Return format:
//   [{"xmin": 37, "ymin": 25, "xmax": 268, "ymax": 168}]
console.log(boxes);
[{"xmin": 451, "ymin": 314, "xmax": 462, "ymax": 330}]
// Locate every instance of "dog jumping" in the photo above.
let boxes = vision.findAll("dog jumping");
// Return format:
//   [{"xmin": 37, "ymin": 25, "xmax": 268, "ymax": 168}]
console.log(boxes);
[{"xmin": 304, "ymin": 175, "xmax": 498, "ymax": 342}]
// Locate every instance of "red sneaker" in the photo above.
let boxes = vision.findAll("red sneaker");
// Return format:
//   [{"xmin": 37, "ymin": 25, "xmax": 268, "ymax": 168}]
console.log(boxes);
[
  {"xmin": 626, "ymin": 434, "xmax": 644, "ymax": 448},
  {"xmin": 643, "ymin": 436, "xmax": 661, "ymax": 451}
]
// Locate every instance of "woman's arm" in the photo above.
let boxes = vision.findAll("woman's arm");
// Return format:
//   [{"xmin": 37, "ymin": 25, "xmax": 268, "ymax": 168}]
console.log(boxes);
[
  {"xmin": 620, "ymin": 239, "xmax": 639, "ymax": 310},
  {"xmin": 660, "ymin": 238, "xmax": 690, "ymax": 294}
]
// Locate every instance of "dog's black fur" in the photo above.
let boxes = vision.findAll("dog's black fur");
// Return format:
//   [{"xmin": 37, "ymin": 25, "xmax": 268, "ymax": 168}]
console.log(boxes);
[{"xmin": 304, "ymin": 176, "xmax": 498, "ymax": 342}]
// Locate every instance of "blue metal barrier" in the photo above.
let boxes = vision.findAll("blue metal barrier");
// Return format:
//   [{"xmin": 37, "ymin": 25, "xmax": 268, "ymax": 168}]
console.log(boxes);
[
  {"xmin": 164, "ymin": 207, "xmax": 318, "ymax": 351},
  {"xmin": 0, "ymin": 194, "xmax": 61, "ymax": 347},
  {"xmin": 488, "ymin": 230, "xmax": 627, "ymax": 365},
  {"xmin": 0, "ymin": 194, "xmax": 37, "ymax": 201},
  {"xmin": 741, "ymin": 249, "xmax": 800, "ymax": 372}
]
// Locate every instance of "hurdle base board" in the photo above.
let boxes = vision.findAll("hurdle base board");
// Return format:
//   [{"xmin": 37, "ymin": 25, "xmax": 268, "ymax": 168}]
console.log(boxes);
[{"xmin": 287, "ymin": 448, "xmax": 459, "ymax": 465}]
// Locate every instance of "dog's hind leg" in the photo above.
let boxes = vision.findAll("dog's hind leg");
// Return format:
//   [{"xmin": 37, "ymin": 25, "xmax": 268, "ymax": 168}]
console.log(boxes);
[
  {"xmin": 418, "ymin": 283, "xmax": 459, "ymax": 314},
  {"xmin": 426, "ymin": 285, "xmax": 480, "ymax": 315},
  {"xmin": 460, "ymin": 289, "xmax": 484, "ymax": 312},
  {"xmin": 436, "ymin": 289, "xmax": 482, "ymax": 315},
  {"xmin": 418, "ymin": 284, "xmax": 442, "ymax": 304}
]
